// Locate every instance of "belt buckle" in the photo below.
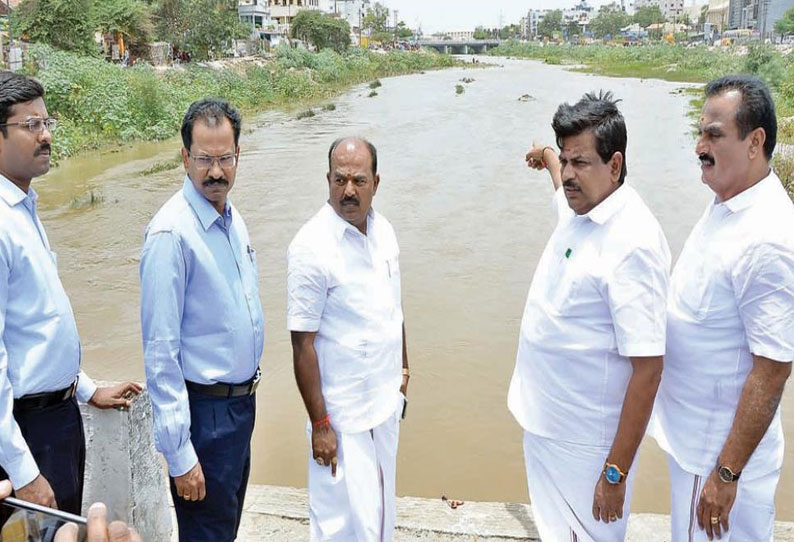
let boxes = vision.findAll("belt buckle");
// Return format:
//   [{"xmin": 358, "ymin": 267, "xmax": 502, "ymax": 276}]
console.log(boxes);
[{"xmin": 249, "ymin": 368, "xmax": 261, "ymax": 395}]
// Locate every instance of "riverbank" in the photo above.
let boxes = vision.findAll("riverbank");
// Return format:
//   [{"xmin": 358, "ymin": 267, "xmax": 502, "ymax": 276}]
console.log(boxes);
[{"xmin": 24, "ymin": 44, "xmax": 463, "ymax": 162}]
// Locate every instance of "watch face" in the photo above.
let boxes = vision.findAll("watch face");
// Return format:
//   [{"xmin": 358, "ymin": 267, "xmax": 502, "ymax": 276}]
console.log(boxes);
[
  {"xmin": 718, "ymin": 466, "xmax": 734, "ymax": 483},
  {"xmin": 605, "ymin": 465, "xmax": 621, "ymax": 484}
]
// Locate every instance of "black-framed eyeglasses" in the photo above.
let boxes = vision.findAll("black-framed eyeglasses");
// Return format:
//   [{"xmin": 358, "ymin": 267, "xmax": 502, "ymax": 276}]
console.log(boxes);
[
  {"xmin": 187, "ymin": 151, "xmax": 237, "ymax": 170},
  {"xmin": 0, "ymin": 117, "xmax": 58, "ymax": 133}
]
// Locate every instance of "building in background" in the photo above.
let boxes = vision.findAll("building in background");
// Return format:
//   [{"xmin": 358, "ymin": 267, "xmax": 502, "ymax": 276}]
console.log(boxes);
[{"xmin": 270, "ymin": 0, "xmax": 321, "ymax": 33}]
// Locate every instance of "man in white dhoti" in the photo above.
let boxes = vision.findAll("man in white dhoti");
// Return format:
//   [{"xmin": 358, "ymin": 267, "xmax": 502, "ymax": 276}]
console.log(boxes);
[
  {"xmin": 509, "ymin": 91, "xmax": 670, "ymax": 542},
  {"xmin": 288, "ymin": 137, "xmax": 409, "ymax": 542},
  {"xmin": 651, "ymin": 75, "xmax": 794, "ymax": 542}
]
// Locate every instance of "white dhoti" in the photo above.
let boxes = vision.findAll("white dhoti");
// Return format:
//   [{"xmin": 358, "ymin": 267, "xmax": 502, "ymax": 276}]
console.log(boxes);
[
  {"xmin": 308, "ymin": 404, "xmax": 401, "ymax": 542},
  {"xmin": 523, "ymin": 431, "xmax": 637, "ymax": 542},
  {"xmin": 667, "ymin": 454, "xmax": 779, "ymax": 542}
]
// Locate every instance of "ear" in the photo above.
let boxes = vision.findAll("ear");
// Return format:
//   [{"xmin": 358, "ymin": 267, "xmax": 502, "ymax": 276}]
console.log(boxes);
[
  {"xmin": 181, "ymin": 147, "xmax": 190, "ymax": 171},
  {"xmin": 748, "ymin": 127, "xmax": 766, "ymax": 160},
  {"xmin": 610, "ymin": 152, "xmax": 623, "ymax": 184},
  {"xmin": 326, "ymin": 171, "xmax": 332, "ymax": 186},
  {"xmin": 373, "ymin": 173, "xmax": 380, "ymax": 195}
]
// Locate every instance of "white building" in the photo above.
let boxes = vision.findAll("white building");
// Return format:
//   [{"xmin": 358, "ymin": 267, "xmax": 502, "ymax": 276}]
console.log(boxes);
[
  {"xmin": 238, "ymin": 0, "xmax": 273, "ymax": 36},
  {"xmin": 270, "ymin": 0, "xmax": 321, "ymax": 32},
  {"xmin": 445, "ymin": 30, "xmax": 475, "ymax": 40},
  {"xmin": 526, "ymin": 9, "xmax": 551, "ymax": 37}
]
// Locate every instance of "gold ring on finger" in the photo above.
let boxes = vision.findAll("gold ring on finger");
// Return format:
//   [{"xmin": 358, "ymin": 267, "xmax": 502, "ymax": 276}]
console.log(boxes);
[
  {"xmin": 316, "ymin": 457, "xmax": 325, "ymax": 466},
  {"xmin": 609, "ymin": 515, "xmax": 617, "ymax": 521},
  {"xmin": 710, "ymin": 516, "xmax": 719, "ymax": 524}
]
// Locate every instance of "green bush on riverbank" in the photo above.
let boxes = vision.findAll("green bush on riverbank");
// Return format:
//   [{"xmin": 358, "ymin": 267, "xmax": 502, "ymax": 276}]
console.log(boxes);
[{"xmin": 25, "ymin": 44, "xmax": 460, "ymax": 160}]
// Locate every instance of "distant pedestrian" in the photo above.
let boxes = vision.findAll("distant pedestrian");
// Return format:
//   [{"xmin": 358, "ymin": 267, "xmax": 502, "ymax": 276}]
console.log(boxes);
[
  {"xmin": 288, "ymin": 137, "xmax": 409, "ymax": 541},
  {"xmin": 140, "ymin": 98, "xmax": 264, "ymax": 541},
  {"xmin": 510, "ymin": 91, "xmax": 670, "ymax": 541},
  {"xmin": 0, "ymin": 71, "xmax": 141, "ymax": 528}
]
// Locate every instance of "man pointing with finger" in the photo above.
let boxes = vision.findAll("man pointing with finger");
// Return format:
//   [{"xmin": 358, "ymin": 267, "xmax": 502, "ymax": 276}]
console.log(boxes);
[{"xmin": 288, "ymin": 137, "xmax": 409, "ymax": 541}]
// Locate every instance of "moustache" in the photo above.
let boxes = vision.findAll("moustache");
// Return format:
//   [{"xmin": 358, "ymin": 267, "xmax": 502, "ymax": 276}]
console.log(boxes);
[
  {"xmin": 698, "ymin": 152, "xmax": 715, "ymax": 166},
  {"xmin": 341, "ymin": 197, "xmax": 360, "ymax": 206},
  {"xmin": 203, "ymin": 178, "xmax": 228, "ymax": 187},
  {"xmin": 34, "ymin": 144, "xmax": 51, "ymax": 157},
  {"xmin": 563, "ymin": 180, "xmax": 581, "ymax": 191}
]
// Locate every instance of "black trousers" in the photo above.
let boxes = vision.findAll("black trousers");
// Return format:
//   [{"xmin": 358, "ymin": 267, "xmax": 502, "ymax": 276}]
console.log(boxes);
[
  {"xmin": 0, "ymin": 397, "xmax": 86, "ymax": 527},
  {"xmin": 171, "ymin": 390, "xmax": 256, "ymax": 542}
]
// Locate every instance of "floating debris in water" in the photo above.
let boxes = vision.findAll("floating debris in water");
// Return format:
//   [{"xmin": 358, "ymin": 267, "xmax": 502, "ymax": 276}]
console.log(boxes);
[
  {"xmin": 460, "ymin": 77, "xmax": 475, "ymax": 84},
  {"xmin": 456, "ymin": 84, "xmax": 465, "ymax": 95},
  {"xmin": 441, "ymin": 495, "xmax": 465, "ymax": 509},
  {"xmin": 368, "ymin": 91, "xmax": 379, "ymax": 98},
  {"xmin": 369, "ymin": 80, "xmax": 382, "ymax": 89},
  {"xmin": 322, "ymin": 104, "xmax": 336, "ymax": 111},
  {"xmin": 296, "ymin": 109, "xmax": 315, "ymax": 120},
  {"xmin": 518, "ymin": 94, "xmax": 535, "ymax": 102}
]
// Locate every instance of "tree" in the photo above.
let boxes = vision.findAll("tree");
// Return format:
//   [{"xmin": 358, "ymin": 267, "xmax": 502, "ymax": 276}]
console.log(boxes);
[
  {"xmin": 590, "ymin": 6, "xmax": 631, "ymax": 39},
  {"xmin": 14, "ymin": 0, "xmax": 98, "ymax": 54},
  {"xmin": 363, "ymin": 2, "xmax": 389, "ymax": 35},
  {"xmin": 395, "ymin": 21, "xmax": 413, "ymax": 39},
  {"xmin": 698, "ymin": 4, "xmax": 708, "ymax": 29},
  {"xmin": 565, "ymin": 20, "xmax": 582, "ymax": 38},
  {"xmin": 776, "ymin": 6, "xmax": 794, "ymax": 35},
  {"xmin": 290, "ymin": 10, "xmax": 350, "ymax": 52},
  {"xmin": 537, "ymin": 9, "xmax": 562, "ymax": 38},
  {"xmin": 153, "ymin": 0, "xmax": 248, "ymax": 60},
  {"xmin": 94, "ymin": 0, "xmax": 154, "ymax": 53},
  {"xmin": 473, "ymin": 26, "xmax": 489, "ymax": 40},
  {"xmin": 633, "ymin": 5, "xmax": 665, "ymax": 28},
  {"xmin": 499, "ymin": 23, "xmax": 520, "ymax": 40}
]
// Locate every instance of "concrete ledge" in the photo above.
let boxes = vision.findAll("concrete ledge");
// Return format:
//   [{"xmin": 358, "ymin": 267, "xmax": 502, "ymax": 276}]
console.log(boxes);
[{"xmin": 170, "ymin": 485, "xmax": 794, "ymax": 541}]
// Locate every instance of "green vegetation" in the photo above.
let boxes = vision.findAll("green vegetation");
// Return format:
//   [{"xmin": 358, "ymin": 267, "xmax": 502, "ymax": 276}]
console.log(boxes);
[
  {"xmin": 455, "ymin": 84, "xmax": 465, "ymax": 95},
  {"xmin": 25, "ymin": 43, "xmax": 460, "ymax": 161},
  {"xmin": 296, "ymin": 109, "xmax": 316, "ymax": 119},
  {"xmin": 589, "ymin": 6, "xmax": 632, "ymax": 39},
  {"xmin": 537, "ymin": 10, "xmax": 563, "ymax": 39},
  {"xmin": 368, "ymin": 90, "xmax": 379, "ymax": 97},
  {"xmin": 142, "ymin": 155, "xmax": 182, "ymax": 176},
  {"xmin": 369, "ymin": 79, "xmax": 382, "ymax": 89},
  {"xmin": 70, "ymin": 189, "xmax": 105, "ymax": 209},
  {"xmin": 291, "ymin": 10, "xmax": 351, "ymax": 53},
  {"xmin": 775, "ymin": 6, "xmax": 794, "ymax": 35}
]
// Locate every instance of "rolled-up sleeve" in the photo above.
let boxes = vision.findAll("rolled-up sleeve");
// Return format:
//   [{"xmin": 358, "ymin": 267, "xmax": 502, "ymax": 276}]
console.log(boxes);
[
  {"xmin": 75, "ymin": 370, "xmax": 98, "ymax": 403},
  {"xmin": 733, "ymin": 243, "xmax": 794, "ymax": 362},
  {"xmin": 0, "ymin": 246, "xmax": 39, "ymax": 490},
  {"xmin": 287, "ymin": 244, "xmax": 327, "ymax": 332},
  {"xmin": 140, "ymin": 230, "xmax": 197, "ymax": 477},
  {"xmin": 607, "ymin": 245, "xmax": 670, "ymax": 358}
]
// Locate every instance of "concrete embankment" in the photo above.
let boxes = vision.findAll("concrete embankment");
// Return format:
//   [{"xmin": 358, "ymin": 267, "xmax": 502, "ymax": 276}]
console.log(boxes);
[{"xmin": 83, "ymin": 387, "xmax": 794, "ymax": 541}]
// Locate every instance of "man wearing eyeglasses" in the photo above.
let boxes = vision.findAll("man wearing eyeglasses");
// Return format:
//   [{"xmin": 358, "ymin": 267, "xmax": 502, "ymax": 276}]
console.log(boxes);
[
  {"xmin": 0, "ymin": 71, "xmax": 142, "ymax": 527},
  {"xmin": 140, "ymin": 98, "xmax": 264, "ymax": 541}
]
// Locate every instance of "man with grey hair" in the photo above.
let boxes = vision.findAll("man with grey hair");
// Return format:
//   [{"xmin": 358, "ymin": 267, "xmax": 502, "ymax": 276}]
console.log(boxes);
[{"xmin": 288, "ymin": 137, "xmax": 409, "ymax": 541}]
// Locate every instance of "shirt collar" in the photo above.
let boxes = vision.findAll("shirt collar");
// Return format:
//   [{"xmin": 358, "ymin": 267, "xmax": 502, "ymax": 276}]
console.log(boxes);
[
  {"xmin": 0, "ymin": 174, "xmax": 31, "ymax": 207},
  {"xmin": 585, "ymin": 183, "xmax": 630, "ymax": 225},
  {"xmin": 721, "ymin": 169, "xmax": 777, "ymax": 214},
  {"xmin": 182, "ymin": 176, "xmax": 231, "ymax": 231},
  {"xmin": 323, "ymin": 201, "xmax": 375, "ymax": 242}
]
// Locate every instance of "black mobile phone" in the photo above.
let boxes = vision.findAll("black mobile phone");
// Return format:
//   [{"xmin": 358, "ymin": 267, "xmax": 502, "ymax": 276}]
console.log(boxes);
[
  {"xmin": 401, "ymin": 396, "xmax": 408, "ymax": 420},
  {"xmin": 1, "ymin": 497, "xmax": 87, "ymax": 525}
]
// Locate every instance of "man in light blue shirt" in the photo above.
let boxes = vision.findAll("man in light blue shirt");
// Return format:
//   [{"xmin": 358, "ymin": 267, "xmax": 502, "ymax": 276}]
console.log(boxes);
[
  {"xmin": 140, "ymin": 98, "xmax": 264, "ymax": 542},
  {"xmin": 0, "ymin": 71, "xmax": 142, "ymax": 526}
]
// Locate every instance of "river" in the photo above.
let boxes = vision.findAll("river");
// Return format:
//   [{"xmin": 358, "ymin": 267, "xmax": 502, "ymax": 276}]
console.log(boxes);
[{"xmin": 37, "ymin": 56, "xmax": 793, "ymax": 519}]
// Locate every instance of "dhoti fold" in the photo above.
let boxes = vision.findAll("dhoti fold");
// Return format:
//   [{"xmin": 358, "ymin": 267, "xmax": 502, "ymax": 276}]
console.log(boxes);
[
  {"xmin": 308, "ymin": 404, "xmax": 402, "ymax": 542},
  {"xmin": 523, "ymin": 431, "xmax": 636, "ymax": 542},
  {"xmin": 667, "ymin": 454, "xmax": 779, "ymax": 542}
]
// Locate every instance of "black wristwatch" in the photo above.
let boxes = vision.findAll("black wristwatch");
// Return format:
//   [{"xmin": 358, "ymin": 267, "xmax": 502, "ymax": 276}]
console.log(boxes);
[{"xmin": 717, "ymin": 464, "xmax": 741, "ymax": 483}]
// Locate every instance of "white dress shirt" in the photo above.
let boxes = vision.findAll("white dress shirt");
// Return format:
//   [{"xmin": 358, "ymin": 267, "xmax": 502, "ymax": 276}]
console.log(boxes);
[
  {"xmin": 140, "ymin": 177, "xmax": 265, "ymax": 476},
  {"xmin": 287, "ymin": 203, "xmax": 403, "ymax": 434},
  {"xmin": 0, "ymin": 175, "xmax": 97, "ymax": 489},
  {"xmin": 652, "ymin": 171, "xmax": 794, "ymax": 480},
  {"xmin": 508, "ymin": 184, "xmax": 670, "ymax": 446}
]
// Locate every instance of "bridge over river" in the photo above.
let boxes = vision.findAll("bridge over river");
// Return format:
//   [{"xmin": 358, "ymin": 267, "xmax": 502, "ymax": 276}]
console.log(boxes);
[{"xmin": 417, "ymin": 39, "xmax": 501, "ymax": 54}]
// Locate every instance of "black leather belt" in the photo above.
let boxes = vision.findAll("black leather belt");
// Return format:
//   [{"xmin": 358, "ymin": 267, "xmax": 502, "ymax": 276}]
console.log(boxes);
[
  {"xmin": 14, "ymin": 381, "xmax": 77, "ymax": 411},
  {"xmin": 185, "ymin": 368, "xmax": 260, "ymax": 398}
]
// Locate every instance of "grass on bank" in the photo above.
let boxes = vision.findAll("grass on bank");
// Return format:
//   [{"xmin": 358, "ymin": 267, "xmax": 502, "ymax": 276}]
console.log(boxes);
[{"xmin": 24, "ymin": 44, "xmax": 461, "ymax": 162}]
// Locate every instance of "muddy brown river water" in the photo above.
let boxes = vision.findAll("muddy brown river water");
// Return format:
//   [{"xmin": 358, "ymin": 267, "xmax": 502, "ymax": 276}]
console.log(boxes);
[{"xmin": 35, "ymin": 57, "xmax": 792, "ymax": 518}]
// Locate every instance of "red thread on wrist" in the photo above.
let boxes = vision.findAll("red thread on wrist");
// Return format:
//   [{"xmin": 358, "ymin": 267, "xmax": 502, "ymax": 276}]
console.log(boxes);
[{"xmin": 312, "ymin": 414, "xmax": 330, "ymax": 429}]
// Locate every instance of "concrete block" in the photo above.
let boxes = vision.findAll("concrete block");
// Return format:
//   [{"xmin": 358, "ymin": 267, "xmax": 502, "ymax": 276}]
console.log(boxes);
[{"xmin": 80, "ymin": 386, "xmax": 171, "ymax": 541}]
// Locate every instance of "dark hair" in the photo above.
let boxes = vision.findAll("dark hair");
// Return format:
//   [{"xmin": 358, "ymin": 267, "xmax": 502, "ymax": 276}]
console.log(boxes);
[
  {"xmin": 552, "ymin": 90, "xmax": 628, "ymax": 184},
  {"xmin": 180, "ymin": 98, "xmax": 242, "ymax": 150},
  {"xmin": 705, "ymin": 74, "xmax": 776, "ymax": 160},
  {"xmin": 0, "ymin": 72, "xmax": 45, "ymax": 138},
  {"xmin": 328, "ymin": 137, "xmax": 378, "ymax": 176}
]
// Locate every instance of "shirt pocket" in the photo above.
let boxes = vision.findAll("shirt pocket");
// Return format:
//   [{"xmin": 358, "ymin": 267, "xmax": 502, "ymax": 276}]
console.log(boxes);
[{"xmin": 677, "ymin": 260, "xmax": 717, "ymax": 321}]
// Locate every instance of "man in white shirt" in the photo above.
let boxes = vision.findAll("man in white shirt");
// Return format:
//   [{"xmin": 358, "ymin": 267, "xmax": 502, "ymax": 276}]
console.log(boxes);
[
  {"xmin": 652, "ymin": 75, "xmax": 794, "ymax": 542},
  {"xmin": 509, "ymin": 91, "xmax": 670, "ymax": 541},
  {"xmin": 0, "ymin": 71, "xmax": 141, "ymax": 527},
  {"xmin": 287, "ymin": 137, "xmax": 409, "ymax": 541}
]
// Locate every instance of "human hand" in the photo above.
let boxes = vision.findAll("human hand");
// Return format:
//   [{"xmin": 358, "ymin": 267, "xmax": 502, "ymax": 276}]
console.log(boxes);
[
  {"xmin": 0, "ymin": 479, "xmax": 11, "ymax": 499},
  {"xmin": 697, "ymin": 470, "xmax": 737, "ymax": 540},
  {"xmin": 16, "ymin": 474, "xmax": 57, "ymax": 509},
  {"xmin": 312, "ymin": 422, "xmax": 339, "ymax": 477},
  {"xmin": 173, "ymin": 462, "xmax": 206, "ymax": 502},
  {"xmin": 400, "ymin": 374, "xmax": 409, "ymax": 397},
  {"xmin": 55, "ymin": 502, "xmax": 142, "ymax": 542},
  {"xmin": 526, "ymin": 142, "xmax": 556, "ymax": 171},
  {"xmin": 88, "ymin": 382, "xmax": 143, "ymax": 410},
  {"xmin": 592, "ymin": 475, "xmax": 626, "ymax": 524}
]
